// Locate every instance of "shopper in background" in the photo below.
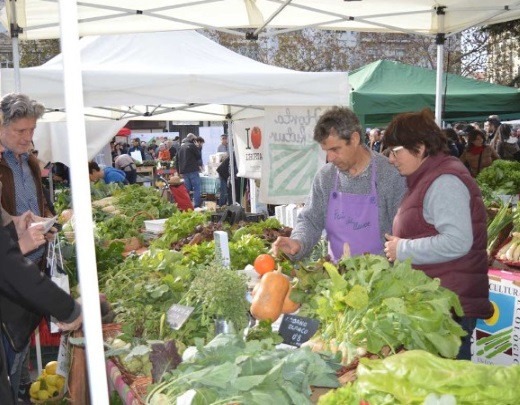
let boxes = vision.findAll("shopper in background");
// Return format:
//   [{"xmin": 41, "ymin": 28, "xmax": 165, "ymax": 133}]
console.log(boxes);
[
  {"xmin": 217, "ymin": 134, "xmax": 229, "ymax": 153},
  {"xmin": 496, "ymin": 124, "xmax": 520, "ymax": 161},
  {"xmin": 128, "ymin": 138, "xmax": 145, "ymax": 162},
  {"xmin": 88, "ymin": 161, "xmax": 128, "ymax": 184},
  {"xmin": 114, "ymin": 154, "xmax": 138, "ymax": 184},
  {"xmin": 487, "ymin": 115, "xmax": 501, "ymax": 152},
  {"xmin": 459, "ymin": 127, "xmax": 500, "ymax": 178},
  {"xmin": 195, "ymin": 136, "xmax": 205, "ymax": 171},
  {"xmin": 367, "ymin": 128, "xmax": 383, "ymax": 153},
  {"xmin": 157, "ymin": 143, "xmax": 171, "ymax": 161},
  {"xmin": 443, "ymin": 128, "xmax": 462, "ymax": 157},
  {"xmin": 383, "ymin": 108, "xmax": 493, "ymax": 360},
  {"xmin": 272, "ymin": 106, "xmax": 406, "ymax": 262},
  {"xmin": 176, "ymin": 134, "xmax": 202, "ymax": 208}
]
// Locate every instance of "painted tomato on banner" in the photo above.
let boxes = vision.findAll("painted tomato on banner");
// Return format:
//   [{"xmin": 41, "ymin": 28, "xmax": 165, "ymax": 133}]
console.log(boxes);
[{"xmin": 251, "ymin": 126, "xmax": 262, "ymax": 149}]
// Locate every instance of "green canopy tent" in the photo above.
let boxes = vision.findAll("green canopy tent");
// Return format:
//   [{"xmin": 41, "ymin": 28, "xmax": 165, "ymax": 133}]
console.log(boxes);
[{"xmin": 349, "ymin": 60, "xmax": 520, "ymax": 129}]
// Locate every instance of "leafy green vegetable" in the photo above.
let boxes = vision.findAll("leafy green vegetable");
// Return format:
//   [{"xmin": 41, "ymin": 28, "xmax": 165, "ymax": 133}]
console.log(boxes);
[
  {"xmin": 319, "ymin": 350, "xmax": 520, "ymax": 405},
  {"xmin": 147, "ymin": 334, "xmax": 341, "ymax": 405},
  {"xmin": 245, "ymin": 320, "xmax": 283, "ymax": 344},
  {"xmin": 183, "ymin": 265, "xmax": 250, "ymax": 336},
  {"xmin": 95, "ymin": 215, "xmax": 141, "ymax": 241},
  {"xmin": 303, "ymin": 255, "xmax": 465, "ymax": 364},
  {"xmin": 151, "ymin": 210, "xmax": 210, "ymax": 249},
  {"xmin": 477, "ymin": 160, "xmax": 520, "ymax": 196}
]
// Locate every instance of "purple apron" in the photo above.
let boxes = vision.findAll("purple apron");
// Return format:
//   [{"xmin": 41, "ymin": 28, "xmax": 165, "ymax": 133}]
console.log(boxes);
[{"xmin": 325, "ymin": 160, "xmax": 383, "ymax": 262}]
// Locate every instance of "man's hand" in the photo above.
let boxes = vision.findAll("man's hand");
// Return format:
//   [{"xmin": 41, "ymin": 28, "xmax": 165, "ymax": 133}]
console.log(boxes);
[
  {"xmin": 57, "ymin": 312, "xmax": 83, "ymax": 332},
  {"xmin": 18, "ymin": 223, "xmax": 47, "ymax": 255},
  {"xmin": 272, "ymin": 236, "xmax": 301, "ymax": 257}
]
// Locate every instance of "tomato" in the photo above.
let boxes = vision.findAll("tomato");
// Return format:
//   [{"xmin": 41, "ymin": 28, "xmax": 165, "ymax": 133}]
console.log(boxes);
[{"xmin": 253, "ymin": 253, "xmax": 276, "ymax": 275}]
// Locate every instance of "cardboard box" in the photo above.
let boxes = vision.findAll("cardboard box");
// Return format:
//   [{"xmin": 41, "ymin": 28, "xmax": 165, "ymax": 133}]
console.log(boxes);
[{"xmin": 471, "ymin": 269, "xmax": 520, "ymax": 365}]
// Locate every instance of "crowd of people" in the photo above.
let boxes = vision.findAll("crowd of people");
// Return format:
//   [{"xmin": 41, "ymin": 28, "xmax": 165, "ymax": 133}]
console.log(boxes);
[{"xmin": 365, "ymin": 115, "xmax": 520, "ymax": 178}]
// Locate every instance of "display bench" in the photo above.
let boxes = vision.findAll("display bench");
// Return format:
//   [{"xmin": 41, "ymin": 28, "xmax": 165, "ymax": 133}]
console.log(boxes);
[{"xmin": 136, "ymin": 166, "xmax": 154, "ymax": 186}]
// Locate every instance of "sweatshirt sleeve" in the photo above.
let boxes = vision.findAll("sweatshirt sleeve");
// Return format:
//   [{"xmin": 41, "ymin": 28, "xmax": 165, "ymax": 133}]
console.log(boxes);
[
  {"xmin": 397, "ymin": 174, "xmax": 472, "ymax": 265},
  {"xmin": 0, "ymin": 225, "xmax": 81, "ymax": 322}
]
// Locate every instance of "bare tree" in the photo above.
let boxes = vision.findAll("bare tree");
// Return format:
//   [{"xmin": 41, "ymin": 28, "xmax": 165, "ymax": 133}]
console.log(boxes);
[
  {"xmin": 482, "ymin": 20, "xmax": 520, "ymax": 86},
  {"xmin": 19, "ymin": 39, "xmax": 60, "ymax": 67}
]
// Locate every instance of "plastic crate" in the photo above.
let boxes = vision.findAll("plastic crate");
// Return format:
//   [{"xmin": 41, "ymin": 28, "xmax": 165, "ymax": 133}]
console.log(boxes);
[{"xmin": 211, "ymin": 212, "xmax": 266, "ymax": 223}]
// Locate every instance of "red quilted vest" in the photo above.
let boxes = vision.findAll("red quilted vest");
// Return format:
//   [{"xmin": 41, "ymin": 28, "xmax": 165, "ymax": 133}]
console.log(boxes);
[{"xmin": 393, "ymin": 153, "xmax": 493, "ymax": 319}]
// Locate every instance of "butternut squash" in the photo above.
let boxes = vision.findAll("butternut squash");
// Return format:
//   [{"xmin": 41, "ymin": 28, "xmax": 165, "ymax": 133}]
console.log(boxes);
[
  {"xmin": 281, "ymin": 284, "xmax": 300, "ymax": 314},
  {"xmin": 251, "ymin": 281, "xmax": 261, "ymax": 298},
  {"xmin": 250, "ymin": 266, "xmax": 289, "ymax": 321}
]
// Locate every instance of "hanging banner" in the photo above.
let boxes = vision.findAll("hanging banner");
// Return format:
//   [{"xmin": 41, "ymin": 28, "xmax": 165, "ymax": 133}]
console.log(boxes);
[
  {"xmin": 232, "ymin": 118, "xmax": 264, "ymax": 179},
  {"xmin": 259, "ymin": 106, "xmax": 326, "ymax": 204}
]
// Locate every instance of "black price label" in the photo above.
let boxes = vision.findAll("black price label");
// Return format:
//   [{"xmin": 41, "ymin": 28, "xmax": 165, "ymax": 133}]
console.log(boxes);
[
  {"xmin": 167, "ymin": 304, "xmax": 194, "ymax": 330},
  {"xmin": 278, "ymin": 314, "xmax": 319, "ymax": 347}
]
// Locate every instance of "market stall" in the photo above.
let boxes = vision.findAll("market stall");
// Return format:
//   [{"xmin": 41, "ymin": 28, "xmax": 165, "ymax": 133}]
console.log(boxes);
[{"xmin": 47, "ymin": 165, "xmax": 520, "ymax": 404}]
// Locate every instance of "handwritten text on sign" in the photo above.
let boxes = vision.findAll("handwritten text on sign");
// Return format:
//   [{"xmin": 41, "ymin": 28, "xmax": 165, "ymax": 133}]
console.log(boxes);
[{"xmin": 278, "ymin": 314, "xmax": 320, "ymax": 347}]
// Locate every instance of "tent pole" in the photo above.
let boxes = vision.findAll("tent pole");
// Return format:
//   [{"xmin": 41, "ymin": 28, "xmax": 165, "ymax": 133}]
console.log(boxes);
[
  {"xmin": 8, "ymin": 0, "xmax": 21, "ymax": 90},
  {"xmin": 58, "ymin": 1, "xmax": 109, "ymax": 404},
  {"xmin": 434, "ymin": 7, "xmax": 446, "ymax": 126},
  {"xmin": 226, "ymin": 108, "xmax": 237, "ymax": 205}
]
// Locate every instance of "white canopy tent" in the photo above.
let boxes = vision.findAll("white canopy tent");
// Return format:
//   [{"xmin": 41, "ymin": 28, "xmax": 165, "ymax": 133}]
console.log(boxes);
[
  {"xmin": 0, "ymin": 30, "xmax": 348, "ymax": 165},
  {"xmin": 2, "ymin": 2, "xmax": 520, "ymax": 403},
  {"xmin": 3, "ymin": 0, "xmax": 520, "ymax": 124},
  {"xmin": 3, "ymin": 0, "xmax": 520, "ymax": 39}
]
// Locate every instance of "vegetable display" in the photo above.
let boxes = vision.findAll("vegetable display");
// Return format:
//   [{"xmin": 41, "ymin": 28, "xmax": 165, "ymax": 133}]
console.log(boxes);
[
  {"xmin": 318, "ymin": 350, "xmax": 520, "ymax": 405},
  {"xmin": 301, "ymin": 255, "xmax": 466, "ymax": 364},
  {"xmin": 146, "ymin": 334, "xmax": 341, "ymax": 405}
]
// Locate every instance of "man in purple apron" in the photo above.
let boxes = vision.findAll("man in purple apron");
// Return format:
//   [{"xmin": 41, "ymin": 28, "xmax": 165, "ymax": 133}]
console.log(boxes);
[{"xmin": 272, "ymin": 107, "xmax": 406, "ymax": 263}]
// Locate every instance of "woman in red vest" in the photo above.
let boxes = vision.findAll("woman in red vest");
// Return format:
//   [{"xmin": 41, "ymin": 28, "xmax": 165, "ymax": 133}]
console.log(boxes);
[{"xmin": 382, "ymin": 108, "xmax": 493, "ymax": 360}]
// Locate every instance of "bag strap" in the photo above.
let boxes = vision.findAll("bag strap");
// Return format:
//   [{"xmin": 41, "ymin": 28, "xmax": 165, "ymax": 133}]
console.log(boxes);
[{"xmin": 476, "ymin": 150, "xmax": 484, "ymax": 176}]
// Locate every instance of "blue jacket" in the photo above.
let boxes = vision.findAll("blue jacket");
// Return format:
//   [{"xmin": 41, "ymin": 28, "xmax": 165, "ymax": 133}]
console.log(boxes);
[{"xmin": 104, "ymin": 167, "xmax": 127, "ymax": 184}]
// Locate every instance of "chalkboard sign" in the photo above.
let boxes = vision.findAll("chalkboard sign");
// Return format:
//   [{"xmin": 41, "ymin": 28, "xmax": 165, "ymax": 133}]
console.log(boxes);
[
  {"xmin": 167, "ymin": 304, "xmax": 195, "ymax": 330},
  {"xmin": 278, "ymin": 314, "xmax": 320, "ymax": 347}
]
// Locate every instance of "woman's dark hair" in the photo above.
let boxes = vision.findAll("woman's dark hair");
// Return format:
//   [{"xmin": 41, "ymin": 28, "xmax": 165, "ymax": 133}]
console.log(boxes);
[
  {"xmin": 443, "ymin": 128, "xmax": 459, "ymax": 142},
  {"xmin": 498, "ymin": 124, "xmax": 512, "ymax": 141},
  {"xmin": 383, "ymin": 108, "xmax": 448, "ymax": 156},
  {"xmin": 466, "ymin": 128, "xmax": 486, "ymax": 145}
]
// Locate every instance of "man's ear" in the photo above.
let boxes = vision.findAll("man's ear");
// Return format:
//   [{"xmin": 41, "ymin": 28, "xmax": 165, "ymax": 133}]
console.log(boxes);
[{"xmin": 350, "ymin": 131, "xmax": 361, "ymax": 146}]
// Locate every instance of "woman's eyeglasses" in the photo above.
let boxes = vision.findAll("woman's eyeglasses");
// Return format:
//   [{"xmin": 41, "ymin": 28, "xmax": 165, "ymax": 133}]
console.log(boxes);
[{"xmin": 390, "ymin": 146, "xmax": 404, "ymax": 158}]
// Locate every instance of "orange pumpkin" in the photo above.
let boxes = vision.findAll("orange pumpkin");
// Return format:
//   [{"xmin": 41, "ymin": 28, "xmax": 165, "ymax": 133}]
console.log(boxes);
[{"xmin": 282, "ymin": 284, "xmax": 300, "ymax": 314}]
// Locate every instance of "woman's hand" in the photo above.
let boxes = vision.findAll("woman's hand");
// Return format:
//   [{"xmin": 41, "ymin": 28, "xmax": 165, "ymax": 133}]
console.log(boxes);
[{"xmin": 384, "ymin": 233, "xmax": 401, "ymax": 262}]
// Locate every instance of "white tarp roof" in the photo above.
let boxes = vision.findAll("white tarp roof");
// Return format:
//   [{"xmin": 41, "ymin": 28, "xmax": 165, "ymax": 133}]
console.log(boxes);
[
  {"xmin": 0, "ymin": 30, "xmax": 348, "ymax": 165},
  {"xmin": 0, "ymin": 30, "xmax": 349, "ymax": 115},
  {"xmin": 3, "ymin": 0, "xmax": 520, "ymax": 40}
]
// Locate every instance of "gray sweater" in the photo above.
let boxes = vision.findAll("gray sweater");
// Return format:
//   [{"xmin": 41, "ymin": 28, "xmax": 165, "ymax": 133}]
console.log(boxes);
[
  {"xmin": 290, "ymin": 151, "xmax": 407, "ymax": 259},
  {"xmin": 397, "ymin": 174, "xmax": 473, "ymax": 265}
]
